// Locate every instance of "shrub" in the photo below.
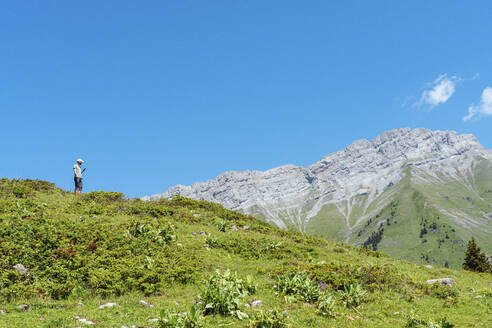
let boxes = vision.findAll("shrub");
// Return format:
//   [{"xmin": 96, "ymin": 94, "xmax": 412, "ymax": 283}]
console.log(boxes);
[
  {"xmin": 429, "ymin": 284, "xmax": 458, "ymax": 299},
  {"xmin": 159, "ymin": 303, "xmax": 203, "ymax": 328},
  {"xmin": 337, "ymin": 283, "xmax": 366, "ymax": 308},
  {"xmin": 404, "ymin": 315, "xmax": 429, "ymax": 327},
  {"xmin": 273, "ymin": 272, "xmax": 320, "ymax": 303},
  {"xmin": 307, "ymin": 262, "xmax": 412, "ymax": 291},
  {"xmin": 404, "ymin": 313, "xmax": 454, "ymax": 328},
  {"xmin": 217, "ymin": 220, "xmax": 228, "ymax": 232},
  {"xmin": 203, "ymin": 235, "xmax": 286, "ymax": 260},
  {"xmin": 205, "ymin": 237, "xmax": 219, "ymax": 248},
  {"xmin": 250, "ymin": 309, "xmax": 289, "ymax": 328},
  {"xmin": 442, "ymin": 297, "xmax": 459, "ymax": 308},
  {"xmin": 357, "ymin": 247, "xmax": 384, "ymax": 258},
  {"xmin": 199, "ymin": 270, "xmax": 255, "ymax": 319},
  {"xmin": 0, "ymin": 179, "xmax": 55, "ymax": 199},
  {"xmin": 43, "ymin": 318, "xmax": 71, "ymax": 328},
  {"xmin": 0, "ymin": 196, "xmax": 200, "ymax": 300},
  {"xmin": 81, "ymin": 191, "xmax": 125, "ymax": 203},
  {"xmin": 316, "ymin": 293, "xmax": 337, "ymax": 317},
  {"xmin": 129, "ymin": 219, "xmax": 177, "ymax": 244}
]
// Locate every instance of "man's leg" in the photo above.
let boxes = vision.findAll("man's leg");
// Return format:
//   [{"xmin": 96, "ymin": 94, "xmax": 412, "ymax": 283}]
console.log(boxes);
[{"xmin": 74, "ymin": 178, "xmax": 81, "ymax": 196}]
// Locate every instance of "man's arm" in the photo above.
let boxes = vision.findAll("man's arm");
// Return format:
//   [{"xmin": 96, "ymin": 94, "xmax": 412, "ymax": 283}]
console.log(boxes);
[
  {"xmin": 73, "ymin": 167, "xmax": 77, "ymax": 176},
  {"xmin": 82, "ymin": 168, "xmax": 86, "ymax": 174}
]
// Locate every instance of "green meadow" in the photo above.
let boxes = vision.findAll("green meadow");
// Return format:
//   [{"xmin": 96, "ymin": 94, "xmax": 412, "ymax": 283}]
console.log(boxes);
[{"xmin": 0, "ymin": 179, "xmax": 490, "ymax": 327}]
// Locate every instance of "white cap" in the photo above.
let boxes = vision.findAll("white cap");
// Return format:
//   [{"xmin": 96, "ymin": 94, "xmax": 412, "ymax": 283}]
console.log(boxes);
[{"xmin": 77, "ymin": 158, "xmax": 84, "ymax": 163}]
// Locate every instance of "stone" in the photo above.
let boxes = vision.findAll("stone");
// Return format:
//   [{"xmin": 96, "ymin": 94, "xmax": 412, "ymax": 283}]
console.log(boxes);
[
  {"xmin": 99, "ymin": 302, "xmax": 119, "ymax": 309},
  {"xmin": 230, "ymin": 225, "xmax": 239, "ymax": 231},
  {"xmin": 251, "ymin": 300, "xmax": 262, "ymax": 307},
  {"xmin": 13, "ymin": 264, "xmax": 29, "ymax": 276},
  {"xmin": 0, "ymin": 310, "xmax": 6, "ymax": 315},
  {"xmin": 242, "ymin": 225, "xmax": 250, "ymax": 230},
  {"xmin": 74, "ymin": 316, "xmax": 94, "ymax": 325},
  {"xmin": 426, "ymin": 278, "xmax": 455, "ymax": 287},
  {"xmin": 425, "ymin": 265, "xmax": 433, "ymax": 269},
  {"xmin": 139, "ymin": 300, "xmax": 154, "ymax": 308},
  {"xmin": 198, "ymin": 231, "xmax": 207, "ymax": 236},
  {"xmin": 15, "ymin": 304, "xmax": 29, "ymax": 312},
  {"xmin": 149, "ymin": 318, "xmax": 159, "ymax": 322},
  {"xmin": 475, "ymin": 295, "xmax": 483, "ymax": 299}
]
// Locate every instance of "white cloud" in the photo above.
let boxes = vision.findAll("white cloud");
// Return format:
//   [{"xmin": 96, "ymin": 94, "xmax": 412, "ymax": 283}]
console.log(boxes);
[
  {"xmin": 415, "ymin": 74, "xmax": 460, "ymax": 108},
  {"xmin": 463, "ymin": 87, "xmax": 492, "ymax": 121}
]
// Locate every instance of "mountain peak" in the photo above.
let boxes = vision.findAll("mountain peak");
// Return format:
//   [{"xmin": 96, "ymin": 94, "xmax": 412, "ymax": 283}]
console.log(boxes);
[
  {"xmin": 143, "ymin": 128, "xmax": 491, "ymax": 265},
  {"xmin": 145, "ymin": 128, "xmax": 487, "ymax": 203}
]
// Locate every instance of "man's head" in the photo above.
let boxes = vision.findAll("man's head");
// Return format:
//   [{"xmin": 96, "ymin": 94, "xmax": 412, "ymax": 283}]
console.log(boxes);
[{"xmin": 77, "ymin": 158, "xmax": 84, "ymax": 165}]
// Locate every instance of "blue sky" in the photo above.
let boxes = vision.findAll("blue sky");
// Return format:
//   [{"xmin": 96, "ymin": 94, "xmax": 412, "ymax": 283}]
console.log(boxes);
[{"xmin": 1, "ymin": 1, "xmax": 491, "ymax": 198}]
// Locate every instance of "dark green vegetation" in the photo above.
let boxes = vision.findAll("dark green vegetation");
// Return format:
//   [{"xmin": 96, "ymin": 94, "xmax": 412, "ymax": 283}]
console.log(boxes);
[
  {"xmin": 0, "ymin": 179, "xmax": 491, "ymax": 327},
  {"xmin": 351, "ymin": 179, "xmax": 474, "ymax": 269},
  {"xmin": 463, "ymin": 237, "xmax": 492, "ymax": 273}
]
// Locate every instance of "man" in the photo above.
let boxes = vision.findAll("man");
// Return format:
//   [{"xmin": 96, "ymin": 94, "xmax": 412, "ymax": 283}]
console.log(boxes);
[{"xmin": 73, "ymin": 158, "xmax": 86, "ymax": 196}]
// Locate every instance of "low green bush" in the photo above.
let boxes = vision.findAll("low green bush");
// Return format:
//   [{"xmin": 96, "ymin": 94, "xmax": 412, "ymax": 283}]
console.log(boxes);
[
  {"xmin": 250, "ymin": 309, "xmax": 289, "ymax": 328},
  {"xmin": 307, "ymin": 262, "xmax": 413, "ymax": 291},
  {"xmin": 203, "ymin": 235, "xmax": 282, "ymax": 260},
  {"xmin": 428, "ymin": 284, "xmax": 458, "ymax": 299},
  {"xmin": 316, "ymin": 293, "xmax": 337, "ymax": 317},
  {"xmin": 81, "ymin": 191, "xmax": 125, "ymax": 203},
  {"xmin": 205, "ymin": 237, "xmax": 220, "ymax": 248},
  {"xmin": 273, "ymin": 272, "xmax": 320, "ymax": 303},
  {"xmin": 129, "ymin": 218, "xmax": 177, "ymax": 244},
  {"xmin": 337, "ymin": 283, "xmax": 367, "ymax": 308},
  {"xmin": 404, "ymin": 313, "xmax": 454, "ymax": 327},
  {"xmin": 159, "ymin": 303, "xmax": 203, "ymax": 328},
  {"xmin": 0, "ymin": 179, "xmax": 56, "ymax": 199},
  {"xmin": 216, "ymin": 220, "xmax": 228, "ymax": 232},
  {"xmin": 199, "ymin": 270, "xmax": 255, "ymax": 319}
]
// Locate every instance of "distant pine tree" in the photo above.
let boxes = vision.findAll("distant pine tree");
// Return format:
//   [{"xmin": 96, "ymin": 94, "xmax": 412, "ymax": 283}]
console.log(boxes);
[{"xmin": 463, "ymin": 237, "xmax": 491, "ymax": 273}]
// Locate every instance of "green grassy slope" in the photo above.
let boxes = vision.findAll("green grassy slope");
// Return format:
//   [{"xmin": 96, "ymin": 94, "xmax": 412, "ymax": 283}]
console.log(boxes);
[
  {"xmin": 0, "ymin": 179, "xmax": 491, "ymax": 328},
  {"xmin": 413, "ymin": 159, "xmax": 492, "ymax": 251},
  {"xmin": 302, "ymin": 165, "xmax": 492, "ymax": 270},
  {"xmin": 350, "ymin": 186, "xmax": 467, "ymax": 269}
]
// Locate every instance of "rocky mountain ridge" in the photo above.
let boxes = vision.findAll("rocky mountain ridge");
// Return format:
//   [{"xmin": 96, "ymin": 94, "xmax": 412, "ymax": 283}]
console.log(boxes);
[{"xmin": 143, "ymin": 128, "xmax": 492, "ymax": 263}]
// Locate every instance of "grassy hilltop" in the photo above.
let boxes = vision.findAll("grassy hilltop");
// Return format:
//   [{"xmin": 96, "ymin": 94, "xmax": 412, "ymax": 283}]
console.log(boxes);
[{"xmin": 0, "ymin": 179, "xmax": 490, "ymax": 327}]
